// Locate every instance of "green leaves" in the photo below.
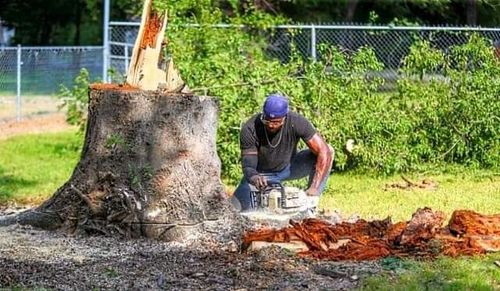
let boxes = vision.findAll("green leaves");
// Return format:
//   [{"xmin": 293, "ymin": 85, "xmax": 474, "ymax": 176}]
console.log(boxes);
[
  {"xmin": 402, "ymin": 40, "xmax": 445, "ymax": 79},
  {"xmin": 396, "ymin": 35, "xmax": 499, "ymax": 170},
  {"xmin": 57, "ymin": 68, "xmax": 90, "ymax": 133},
  {"xmin": 163, "ymin": 4, "xmax": 498, "ymax": 181},
  {"xmin": 58, "ymin": 1, "xmax": 499, "ymax": 183}
]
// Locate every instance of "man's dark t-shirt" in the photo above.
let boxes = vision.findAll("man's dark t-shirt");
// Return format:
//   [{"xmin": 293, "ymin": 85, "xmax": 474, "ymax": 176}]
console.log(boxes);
[{"xmin": 240, "ymin": 111, "xmax": 316, "ymax": 172}]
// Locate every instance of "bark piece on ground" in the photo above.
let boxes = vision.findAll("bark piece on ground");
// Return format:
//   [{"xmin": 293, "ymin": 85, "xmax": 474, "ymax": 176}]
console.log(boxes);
[
  {"xmin": 449, "ymin": 210, "xmax": 500, "ymax": 236},
  {"xmin": 398, "ymin": 207, "xmax": 446, "ymax": 246},
  {"xmin": 243, "ymin": 208, "xmax": 499, "ymax": 261},
  {"xmin": 384, "ymin": 176, "xmax": 438, "ymax": 191},
  {"xmin": 443, "ymin": 210, "xmax": 500, "ymax": 254}
]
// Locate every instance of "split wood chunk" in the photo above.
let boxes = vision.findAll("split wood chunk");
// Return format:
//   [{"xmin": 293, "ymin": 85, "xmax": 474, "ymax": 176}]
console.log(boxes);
[
  {"xmin": 126, "ymin": 0, "xmax": 187, "ymax": 92},
  {"xmin": 447, "ymin": 210, "xmax": 500, "ymax": 252},
  {"xmin": 449, "ymin": 210, "xmax": 500, "ymax": 236}
]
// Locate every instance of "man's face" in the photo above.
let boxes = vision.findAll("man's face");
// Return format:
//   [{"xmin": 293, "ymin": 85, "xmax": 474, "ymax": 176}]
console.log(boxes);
[{"xmin": 261, "ymin": 115, "xmax": 286, "ymax": 133}]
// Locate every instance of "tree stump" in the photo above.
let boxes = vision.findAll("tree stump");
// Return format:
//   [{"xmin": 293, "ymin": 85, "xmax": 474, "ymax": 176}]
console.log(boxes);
[{"xmin": 1, "ymin": 85, "xmax": 238, "ymax": 241}]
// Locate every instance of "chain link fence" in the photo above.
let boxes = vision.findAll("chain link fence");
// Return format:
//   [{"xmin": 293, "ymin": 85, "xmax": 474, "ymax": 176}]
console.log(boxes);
[
  {"xmin": 0, "ymin": 46, "xmax": 103, "ymax": 121},
  {"xmin": 108, "ymin": 22, "xmax": 138, "ymax": 82},
  {"xmin": 110, "ymin": 22, "xmax": 500, "ymax": 81},
  {"xmin": 1, "ymin": 23, "xmax": 499, "ymax": 122}
]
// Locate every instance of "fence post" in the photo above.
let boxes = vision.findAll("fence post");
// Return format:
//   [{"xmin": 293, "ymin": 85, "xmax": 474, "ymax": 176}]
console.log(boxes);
[
  {"xmin": 102, "ymin": 0, "xmax": 110, "ymax": 82},
  {"xmin": 16, "ymin": 44, "xmax": 21, "ymax": 121},
  {"xmin": 311, "ymin": 25, "xmax": 317, "ymax": 61}
]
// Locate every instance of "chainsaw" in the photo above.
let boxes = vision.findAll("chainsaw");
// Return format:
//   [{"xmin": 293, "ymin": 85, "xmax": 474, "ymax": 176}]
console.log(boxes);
[{"xmin": 248, "ymin": 180, "xmax": 317, "ymax": 215}]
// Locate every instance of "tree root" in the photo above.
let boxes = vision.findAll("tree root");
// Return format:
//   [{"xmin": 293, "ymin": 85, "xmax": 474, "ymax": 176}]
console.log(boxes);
[{"xmin": 0, "ymin": 209, "xmax": 62, "ymax": 230}]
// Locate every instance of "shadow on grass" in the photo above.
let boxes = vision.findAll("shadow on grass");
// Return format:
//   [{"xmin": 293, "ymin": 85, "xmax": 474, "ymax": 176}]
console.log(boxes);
[{"xmin": 0, "ymin": 166, "xmax": 38, "ymax": 202}]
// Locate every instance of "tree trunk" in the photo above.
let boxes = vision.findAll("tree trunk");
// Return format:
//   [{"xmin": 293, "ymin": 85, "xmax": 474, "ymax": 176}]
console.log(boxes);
[
  {"xmin": 73, "ymin": 0, "xmax": 83, "ymax": 45},
  {"xmin": 344, "ymin": 0, "xmax": 359, "ymax": 22},
  {"xmin": 1, "ymin": 86, "xmax": 238, "ymax": 241},
  {"xmin": 466, "ymin": 0, "xmax": 477, "ymax": 26}
]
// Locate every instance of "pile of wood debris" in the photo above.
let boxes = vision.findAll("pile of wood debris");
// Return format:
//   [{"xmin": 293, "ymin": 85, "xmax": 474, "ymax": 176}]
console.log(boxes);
[{"xmin": 243, "ymin": 208, "xmax": 500, "ymax": 260}]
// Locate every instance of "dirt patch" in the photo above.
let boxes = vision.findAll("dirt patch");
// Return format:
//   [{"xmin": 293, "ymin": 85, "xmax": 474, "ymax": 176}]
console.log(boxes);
[
  {"xmin": 0, "ymin": 113, "xmax": 76, "ymax": 140},
  {"xmin": 0, "ymin": 208, "xmax": 383, "ymax": 290},
  {"xmin": 384, "ymin": 176, "xmax": 438, "ymax": 191},
  {"xmin": 2, "ymin": 206, "xmax": 497, "ymax": 289},
  {"xmin": 0, "ymin": 97, "xmax": 62, "ymax": 121}
]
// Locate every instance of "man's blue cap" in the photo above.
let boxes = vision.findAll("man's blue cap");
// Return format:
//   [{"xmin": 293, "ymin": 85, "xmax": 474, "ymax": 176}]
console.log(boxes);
[{"xmin": 263, "ymin": 94, "xmax": 289, "ymax": 119}]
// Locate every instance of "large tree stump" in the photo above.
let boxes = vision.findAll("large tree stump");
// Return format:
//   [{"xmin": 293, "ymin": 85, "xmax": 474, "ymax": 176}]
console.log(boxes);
[
  {"xmin": 1, "ymin": 85, "xmax": 238, "ymax": 241},
  {"xmin": 0, "ymin": 0, "xmax": 241, "ymax": 242}
]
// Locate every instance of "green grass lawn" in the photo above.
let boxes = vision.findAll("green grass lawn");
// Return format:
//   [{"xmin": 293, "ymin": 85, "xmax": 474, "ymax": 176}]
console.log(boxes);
[
  {"xmin": 361, "ymin": 254, "xmax": 500, "ymax": 290},
  {"xmin": 0, "ymin": 130, "xmax": 82, "ymax": 204},
  {"xmin": 0, "ymin": 130, "xmax": 499, "ymax": 290},
  {"xmin": 2, "ymin": 130, "xmax": 498, "ymax": 218},
  {"xmin": 322, "ymin": 170, "xmax": 500, "ymax": 222}
]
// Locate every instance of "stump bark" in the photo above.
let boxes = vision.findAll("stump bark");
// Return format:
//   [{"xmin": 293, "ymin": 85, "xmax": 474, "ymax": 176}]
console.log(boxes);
[{"xmin": 1, "ymin": 85, "xmax": 237, "ymax": 241}]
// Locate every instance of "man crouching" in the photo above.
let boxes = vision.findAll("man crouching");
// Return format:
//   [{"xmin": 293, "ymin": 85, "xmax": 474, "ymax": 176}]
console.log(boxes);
[{"xmin": 232, "ymin": 93, "xmax": 334, "ymax": 213}]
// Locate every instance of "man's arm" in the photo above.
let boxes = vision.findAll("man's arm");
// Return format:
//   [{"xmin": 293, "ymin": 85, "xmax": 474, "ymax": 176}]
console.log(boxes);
[
  {"xmin": 241, "ymin": 150, "xmax": 268, "ymax": 189},
  {"xmin": 305, "ymin": 133, "xmax": 334, "ymax": 196},
  {"xmin": 240, "ymin": 118, "xmax": 269, "ymax": 188},
  {"xmin": 241, "ymin": 150, "xmax": 258, "ymax": 180}
]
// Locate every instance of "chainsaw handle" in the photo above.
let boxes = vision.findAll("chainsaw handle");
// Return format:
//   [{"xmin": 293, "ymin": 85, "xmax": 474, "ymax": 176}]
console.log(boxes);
[
  {"xmin": 257, "ymin": 174, "xmax": 282, "ymax": 188},
  {"xmin": 248, "ymin": 179, "xmax": 283, "ymax": 193}
]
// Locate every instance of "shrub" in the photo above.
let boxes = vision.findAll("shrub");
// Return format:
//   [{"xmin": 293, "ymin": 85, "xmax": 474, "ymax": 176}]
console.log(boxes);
[
  {"xmin": 57, "ymin": 68, "xmax": 90, "ymax": 133},
  {"xmin": 59, "ymin": 2, "xmax": 499, "ymax": 183}
]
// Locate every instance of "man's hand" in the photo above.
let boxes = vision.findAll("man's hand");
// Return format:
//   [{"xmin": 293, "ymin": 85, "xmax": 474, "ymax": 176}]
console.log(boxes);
[
  {"xmin": 305, "ymin": 187, "xmax": 319, "ymax": 196},
  {"xmin": 250, "ymin": 175, "xmax": 268, "ymax": 189}
]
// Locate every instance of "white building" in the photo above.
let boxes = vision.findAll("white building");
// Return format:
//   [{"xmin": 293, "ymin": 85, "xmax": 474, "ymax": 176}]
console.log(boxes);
[{"xmin": 0, "ymin": 19, "xmax": 15, "ymax": 47}]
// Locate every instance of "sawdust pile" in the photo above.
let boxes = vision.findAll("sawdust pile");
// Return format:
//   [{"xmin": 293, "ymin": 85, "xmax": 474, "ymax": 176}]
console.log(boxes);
[
  {"xmin": 242, "ymin": 208, "xmax": 500, "ymax": 261},
  {"xmin": 89, "ymin": 83, "xmax": 138, "ymax": 91}
]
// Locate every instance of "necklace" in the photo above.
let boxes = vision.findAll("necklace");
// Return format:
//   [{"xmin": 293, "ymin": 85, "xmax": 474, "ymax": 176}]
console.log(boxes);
[{"xmin": 264, "ymin": 126, "xmax": 284, "ymax": 149}]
